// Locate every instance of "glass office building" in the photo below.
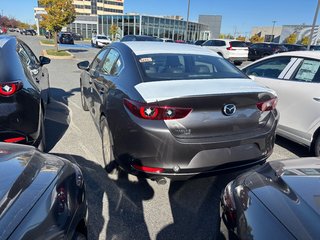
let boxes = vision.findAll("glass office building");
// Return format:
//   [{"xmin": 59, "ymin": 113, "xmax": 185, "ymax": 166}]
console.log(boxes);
[{"xmin": 98, "ymin": 14, "xmax": 210, "ymax": 41}]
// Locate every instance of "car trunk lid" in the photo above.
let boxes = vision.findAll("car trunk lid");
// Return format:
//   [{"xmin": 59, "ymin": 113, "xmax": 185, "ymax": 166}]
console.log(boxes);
[{"xmin": 135, "ymin": 78, "xmax": 276, "ymax": 140}]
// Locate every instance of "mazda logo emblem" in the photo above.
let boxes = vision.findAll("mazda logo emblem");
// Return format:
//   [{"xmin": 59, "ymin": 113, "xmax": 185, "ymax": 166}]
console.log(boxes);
[{"xmin": 223, "ymin": 104, "xmax": 236, "ymax": 116}]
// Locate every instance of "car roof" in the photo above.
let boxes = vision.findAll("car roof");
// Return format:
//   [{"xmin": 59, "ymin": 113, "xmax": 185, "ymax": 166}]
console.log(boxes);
[
  {"xmin": 122, "ymin": 41, "xmax": 219, "ymax": 56},
  {"xmin": 0, "ymin": 35, "xmax": 16, "ymax": 48},
  {"xmin": 264, "ymin": 51, "xmax": 320, "ymax": 59}
]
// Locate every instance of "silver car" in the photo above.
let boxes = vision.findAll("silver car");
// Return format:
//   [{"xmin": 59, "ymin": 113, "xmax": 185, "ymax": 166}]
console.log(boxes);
[{"xmin": 242, "ymin": 51, "xmax": 320, "ymax": 156}]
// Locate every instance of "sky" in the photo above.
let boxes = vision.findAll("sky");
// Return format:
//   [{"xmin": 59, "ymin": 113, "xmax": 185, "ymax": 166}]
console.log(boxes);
[{"xmin": 1, "ymin": 0, "xmax": 319, "ymax": 35}]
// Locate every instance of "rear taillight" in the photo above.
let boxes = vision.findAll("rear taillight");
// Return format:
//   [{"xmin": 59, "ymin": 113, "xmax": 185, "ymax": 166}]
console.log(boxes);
[
  {"xmin": 123, "ymin": 99, "xmax": 192, "ymax": 120},
  {"xmin": 0, "ymin": 82, "xmax": 23, "ymax": 96},
  {"xmin": 226, "ymin": 42, "xmax": 233, "ymax": 50},
  {"xmin": 256, "ymin": 97, "xmax": 277, "ymax": 112},
  {"xmin": 132, "ymin": 164, "xmax": 164, "ymax": 173}
]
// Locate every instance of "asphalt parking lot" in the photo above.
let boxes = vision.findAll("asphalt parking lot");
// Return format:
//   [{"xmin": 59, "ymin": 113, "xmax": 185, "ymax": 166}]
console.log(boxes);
[{"xmin": 17, "ymin": 34, "xmax": 311, "ymax": 240}]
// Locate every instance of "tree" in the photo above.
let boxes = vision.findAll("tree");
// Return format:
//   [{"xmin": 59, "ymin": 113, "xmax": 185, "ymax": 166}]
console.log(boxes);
[
  {"xmin": 39, "ymin": 0, "xmax": 76, "ymax": 50},
  {"xmin": 109, "ymin": 24, "xmax": 118, "ymax": 41},
  {"xmin": 301, "ymin": 36, "xmax": 309, "ymax": 46},
  {"xmin": 236, "ymin": 36, "xmax": 246, "ymax": 41},
  {"xmin": 284, "ymin": 33, "xmax": 297, "ymax": 44},
  {"xmin": 249, "ymin": 34, "xmax": 264, "ymax": 43}
]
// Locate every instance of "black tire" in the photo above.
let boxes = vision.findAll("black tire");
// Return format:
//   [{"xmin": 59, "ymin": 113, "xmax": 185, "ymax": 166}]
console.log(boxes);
[
  {"xmin": 80, "ymin": 83, "xmax": 89, "ymax": 111},
  {"xmin": 314, "ymin": 134, "xmax": 320, "ymax": 157},
  {"xmin": 100, "ymin": 116, "xmax": 119, "ymax": 174},
  {"xmin": 73, "ymin": 232, "xmax": 87, "ymax": 240}
]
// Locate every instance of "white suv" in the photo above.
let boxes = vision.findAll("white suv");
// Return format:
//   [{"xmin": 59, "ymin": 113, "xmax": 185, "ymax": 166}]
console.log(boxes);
[
  {"xmin": 202, "ymin": 39, "xmax": 248, "ymax": 65},
  {"xmin": 91, "ymin": 35, "xmax": 112, "ymax": 48}
]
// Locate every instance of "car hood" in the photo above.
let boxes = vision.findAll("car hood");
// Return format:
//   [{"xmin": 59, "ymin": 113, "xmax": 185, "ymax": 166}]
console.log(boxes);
[
  {"xmin": 244, "ymin": 158, "xmax": 320, "ymax": 239},
  {"xmin": 0, "ymin": 143, "xmax": 65, "ymax": 239}
]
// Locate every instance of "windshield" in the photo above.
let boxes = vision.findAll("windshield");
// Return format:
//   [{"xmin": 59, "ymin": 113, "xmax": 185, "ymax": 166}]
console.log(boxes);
[
  {"xmin": 138, "ymin": 54, "xmax": 247, "ymax": 82},
  {"xmin": 230, "ymin": 41, "xmax": 247, "ymax": 47}
]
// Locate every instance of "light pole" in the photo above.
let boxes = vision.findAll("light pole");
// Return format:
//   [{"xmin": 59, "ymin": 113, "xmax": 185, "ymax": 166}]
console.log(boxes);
[
  {"xmin": 271, "ymin": 20, "xmax": 277, "ymax": 42},
  {"xmin": 184, "ymin": 0, "xmax": 190, "ymax": 41},
  {"xmin": 308, "ymin": 0, "xmax": 320, "ymax": 50}
]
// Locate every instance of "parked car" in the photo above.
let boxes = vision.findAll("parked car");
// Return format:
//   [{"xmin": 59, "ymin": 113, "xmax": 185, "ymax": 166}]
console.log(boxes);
[
  {"xmin": 310, "ymin": 45, "xmax": 320, "ymax": 51},
  {"xmin": 242, "ymin": 51, "xmax": 320, "ymax": 156},
  {"xmin": 120, "ymin": 35, "xmax": 161, "ymax": 42},
  {"xmin": 58, "ymin": 32, "xmax": 74, "ymax": 44},
  {"xmin": 77, "ymin": 42, "xmax": 279, "ymax": 181},
  {"xmin": 194, "ymin": 40, "xmax": 206, "ymax": 45},
  {"xmin": 91, "ymin": 34, "xmax": 112, "ymax": 48},
  {"xmin": 0, "ymin": 143, "xmax": 87, "ymax": 239},
  {"xmin": 72, "ymin": 32, "xmax": 84, "ymax": 41},
  {"xmin": 202, "ymin": 39, "xmax": 248, "ymax": 65},
  {"xmin": 160, "ymin": 38, "xmax": 174, "ymax": 43},
  {"xmin": 248, "ymin": 43, "xmax": 288, "ymax": 61},
  {"xmin": 221, "ymin": 157, "xmax": 320, "ymax": 240},
  {"xmin": 283, "ymin": 43, "xmax": 307, "ymax": 51},
  {"xmin": 20, "ymin": 29, "xmax": 36, "ymax": 36},
  {"xmin": 0, "ymin": 35, "xmax": 51, "ymax": 150}
]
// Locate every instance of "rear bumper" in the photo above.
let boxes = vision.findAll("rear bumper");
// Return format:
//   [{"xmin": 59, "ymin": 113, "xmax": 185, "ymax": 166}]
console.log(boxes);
[{"xmin": 111, "ymin": 111, "xmax": 278, "ymax": 179}]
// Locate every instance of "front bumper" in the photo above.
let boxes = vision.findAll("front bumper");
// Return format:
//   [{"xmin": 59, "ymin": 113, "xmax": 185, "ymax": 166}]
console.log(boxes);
[{"xmin": 111, "ymin": 111, "xmax": 278, "ymax": 179}]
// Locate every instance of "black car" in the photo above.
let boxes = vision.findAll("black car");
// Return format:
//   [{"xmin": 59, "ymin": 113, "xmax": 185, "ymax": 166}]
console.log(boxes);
[
  {"xmin": 58, "ymin": 32, "xmax": 74, "ymax": 44},
  {"xmin": 72, "ymin": 32, "xmax": 84, "ymax": 41},
  {"xmin": 0, "ymin": 35, "xmax": 50, "ymax": 150},
  {"xmin": 310, "ymin": 45, "xmax": 320, "ymax": 51},
  {"xmin": 77, "ymin": 42, "xmax": 278, "ymax": 181},
  {"xmin": 0, "ymin": 143, "xmax": 87, "ymax": 239},
  {"xmin": 283, "ymin": 43, "xmax": 307, "ymax": 51},
  {"xmin": 120, "ymin": 35, "xmax": 161, "ymax": 42},
  {"xmin": 221, "ymin": 157, "xmax": 320, "ymax": 240},
  {"xmin": 20, "ymin": 29, "xmax": 37, "ymax": 36},
  {"xmin": 248, "ymin": 43, "xmax": 288, "ymax": 60}
]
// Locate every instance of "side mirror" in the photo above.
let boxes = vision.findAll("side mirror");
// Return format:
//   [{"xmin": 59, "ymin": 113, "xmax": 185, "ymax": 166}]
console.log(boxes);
[
  {"xmin": 77, "ymin": 61, "xmax": 90, "ymax": 71},
  {"xmin": 39, "ymin": 56, "xmax": 51, "ymax": 66}
]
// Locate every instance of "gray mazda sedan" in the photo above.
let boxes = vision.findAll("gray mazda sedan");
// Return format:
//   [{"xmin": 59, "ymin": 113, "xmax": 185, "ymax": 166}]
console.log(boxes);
[{"xmin": 77, "ymin": 42, "xmax": 279, "ymax": 180}]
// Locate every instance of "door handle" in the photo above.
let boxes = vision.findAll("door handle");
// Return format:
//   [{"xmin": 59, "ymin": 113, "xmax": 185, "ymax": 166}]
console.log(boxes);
[{"xmin": 313, "ymin": 97, "xmax": 320, "ymax": 102}]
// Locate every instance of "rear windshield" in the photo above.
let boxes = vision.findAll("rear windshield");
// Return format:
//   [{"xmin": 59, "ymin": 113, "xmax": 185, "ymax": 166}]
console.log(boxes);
[
  {"xmin": 97, "ymin": 36, "xmax": 108, "ymax": 39},
  {"xmin": 138, "ymin": 54, "xmax": 247, "ymax": 82},
  {"xmin": 230, "ymin": 41, "xmax": 247, "ymax": 47}
]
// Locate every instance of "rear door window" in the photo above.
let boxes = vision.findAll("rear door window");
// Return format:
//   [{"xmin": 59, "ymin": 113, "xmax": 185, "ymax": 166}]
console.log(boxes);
[
  {"xmin": 293, "ymin": 59, "xmax": 320, "ymax": 83},
  {"xmin": 230, "ymin": 41, "xmax": 247, "ymax": 47},
  {"xmin": 101, "ymin": 49, "xmax": 121, "ymax": 75}
]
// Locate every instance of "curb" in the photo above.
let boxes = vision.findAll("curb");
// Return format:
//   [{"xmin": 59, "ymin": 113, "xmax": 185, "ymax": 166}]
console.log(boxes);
[
  {"xmin": 42, "ymin": 50, "xmax": 74, "ymax": 60},
  {"xmin": 39, "ymin": 41, "xmax": 55, "ymax": 47}
]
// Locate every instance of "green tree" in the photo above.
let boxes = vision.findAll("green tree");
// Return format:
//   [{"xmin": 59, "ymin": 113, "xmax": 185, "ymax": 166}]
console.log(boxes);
[
  {"xmin": 301, "ymin": 36, "xmax": 309, "ymax": 45},
  {"xmin": 39, "ymin": 0, "xmax": 76, "ymax": 50},
  {"xmin": 236, "ymin": 36, "xmax": 246, "ymax": 41},
  {"xmin": 249, "ymin": 34, "xmax": 264, "ymax": 43},
  {"xmin": 284, "ymin": 33, "xmax": 297, "ymax": 44},
  {"xmin": 109, "ymin": 24, "xmax": 118, "ymax": 41}
]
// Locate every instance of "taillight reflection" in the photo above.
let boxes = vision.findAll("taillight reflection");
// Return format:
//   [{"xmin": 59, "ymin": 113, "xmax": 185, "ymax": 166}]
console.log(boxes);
[
  {"xmin": 124, "ymin": 99, "xmax": 192, "ymax": 120},
  {"xmin": 256, "ymin": 97, "xmax": 277, "ymax": 112},
  {"xmin": 0, "ymin": 82, "xmax": 23, "ymax": 97}
]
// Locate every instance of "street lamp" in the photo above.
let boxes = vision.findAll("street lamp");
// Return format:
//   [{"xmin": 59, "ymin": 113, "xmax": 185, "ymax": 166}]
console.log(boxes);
[
  {"xmin": 308, "ymin": 0, "xmax": 320, "ymax": 50},
  {"xmin": 271, "ymin": 20, "xmax": 277, "ymax": 42},
  {"xmin": 184, "ymin": 0, "xmax": 190, "ymax": 41}
]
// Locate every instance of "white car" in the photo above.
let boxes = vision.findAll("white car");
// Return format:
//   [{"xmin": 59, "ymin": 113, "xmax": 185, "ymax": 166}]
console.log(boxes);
[
  {"xmin": 242, "ymin": 51, "xmax": 320, "ymax": 156},
  {"xmin": 202, "ymin": 39, "xmax": 248, "ymax": 65},
  {"xmin": 91, "ymin": 35, "xmax": 112, "ymax": 48}
]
